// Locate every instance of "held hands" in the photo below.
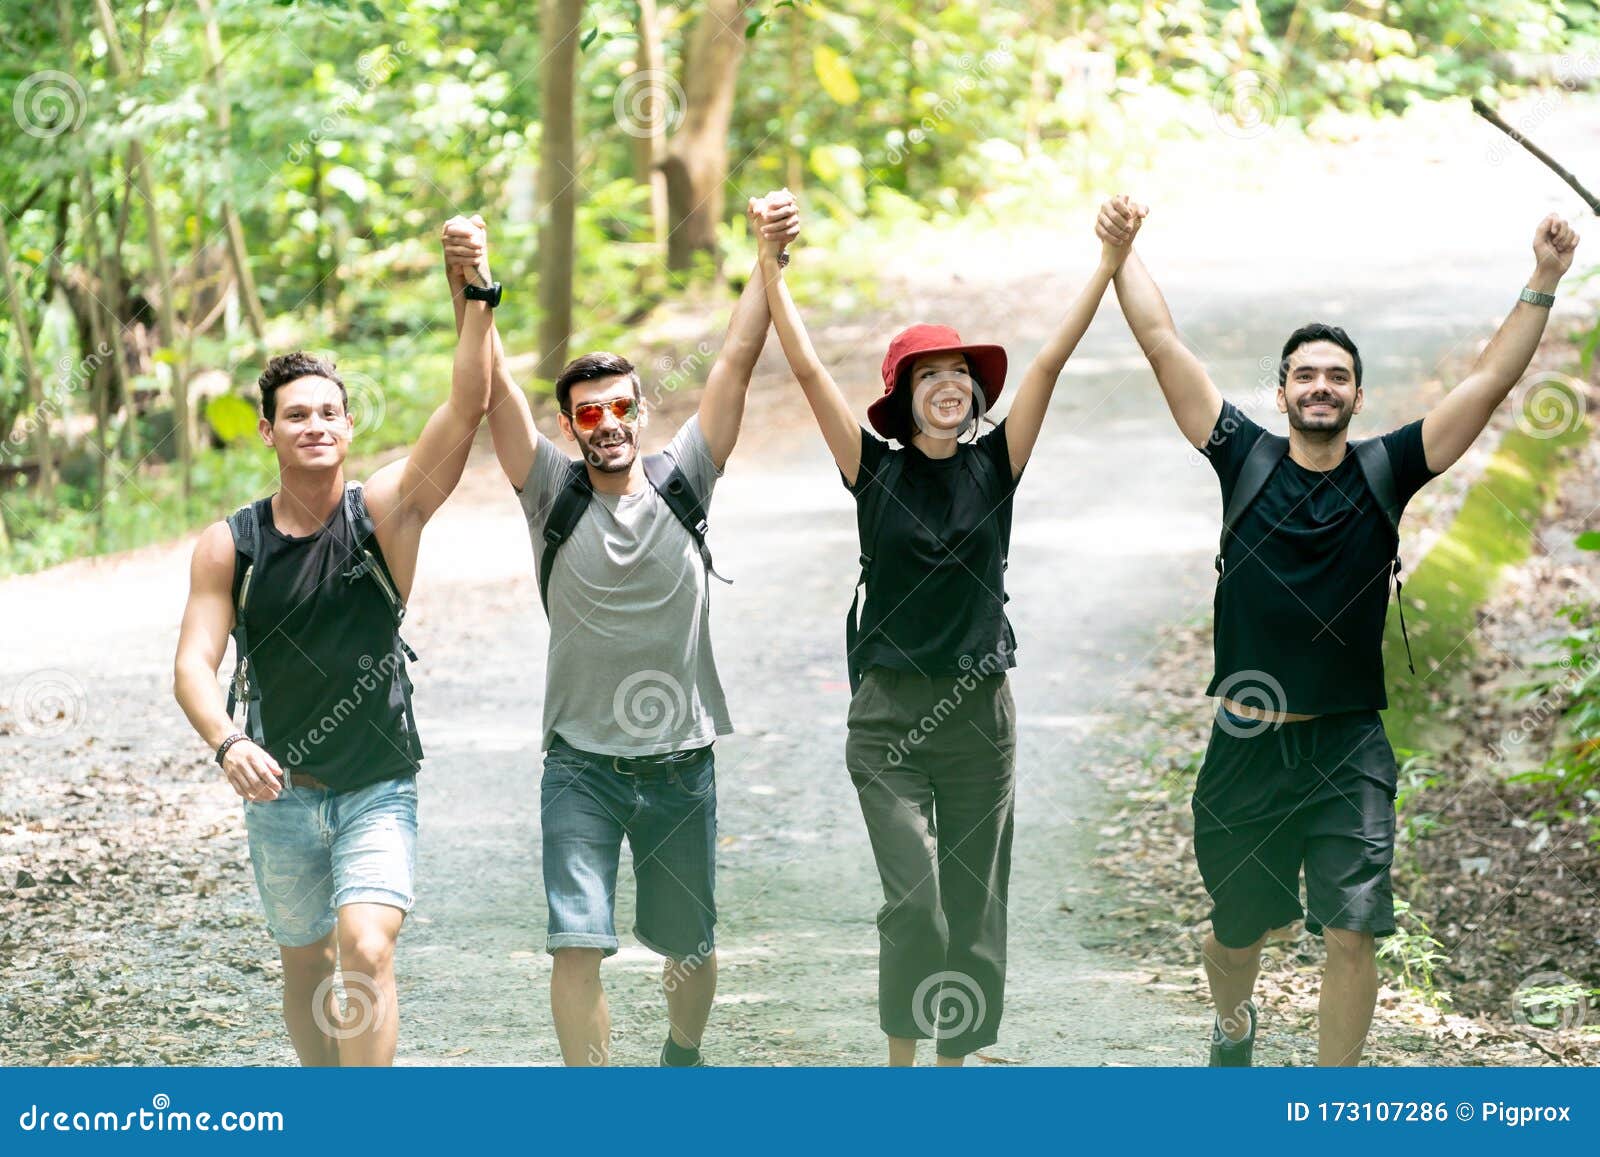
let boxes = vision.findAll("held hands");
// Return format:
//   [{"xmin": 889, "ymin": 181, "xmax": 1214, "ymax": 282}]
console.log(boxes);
[
  {"xmin": 441, "ymin": 214, "xmax": 492, "ymax": 290},
  {"xmin": 223, "ymin": 738, "xmax": 284, "ymax": 802},
  {"xmin": 749, "ymin": 188, "xmax": 801, "ymax": 263},
  {"xmin": 1095, "ymin": 194, "xmax": 1148, "ymax": 268},
  {"xmin": 1533, "ymin": 213, "xmax": 1580, "ymax": 280}
]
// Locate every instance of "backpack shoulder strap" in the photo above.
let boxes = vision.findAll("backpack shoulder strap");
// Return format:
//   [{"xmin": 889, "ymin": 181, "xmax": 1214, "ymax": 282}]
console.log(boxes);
[
  {"xmin": 226, "ymin": 500, "xmax": 261, "ymax": 566},
  {"xmin": 1352, "ymin": 436, "xmax": 1415, "ymax": 674},
  {"xmin": 846, "ymin": 451, "xmax": 907, "ymax": 693},
  {"xmin": 1352, "ymin": 436, "xmax": 1401, "ymax": 537},
  {"xmin": 644, "ymin": 451, "xmax": 731, "ymax": 587},
  {"xmin": 857, "ymin": 452, "xmax": 906, "ymax": 572},
  {"xmin": 343, "ymin": 480, "xmax": 376, "ymax": 542},
  {"xmin": 339, "ymin": 481, "xmax": 410, "ymax": 641},
  {"xmin": 538, "ymin": 458, "xmax": 595, "ymax": 612},
  {"xmin": 224, "ymin": 498, "xmax": 269, "ymax": 745},
  {"xmin": 1217, "ymin": 431, "xmax": 1288, "ymax": 574}
]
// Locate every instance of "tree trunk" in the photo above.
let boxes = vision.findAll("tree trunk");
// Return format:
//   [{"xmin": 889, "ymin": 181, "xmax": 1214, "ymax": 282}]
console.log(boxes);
[
  {"xmin": 632, "ymin": 0, "xmax": 669, "ymax": 252},
  {"xmin": 196, "ymin": 0, "xmax": 267, "ymax": 342},
  {"xmin": 785, "ymin": 7, "xmax": 804, "ymax": 192},
  {"xmin": 79, "ymin": 169, "xmax": 114, "ymax": 543},
  {"xmin": 536, "ymin": 0, "xmax": 584, "ymax": 380},
  {"xmin": 1022, "ymin": 0, "xmax": 1050, "ymax": 157},
  {"xmin": 662, "ymin": 0, "xmax": 751, "ymax": 273},
  {"xmin": 95, "ymin": 0, "xmax": 188, "ymax": 500},
  {"xmin": 0, "ymin": 224, "xmax": 56, "ymax": 507}
]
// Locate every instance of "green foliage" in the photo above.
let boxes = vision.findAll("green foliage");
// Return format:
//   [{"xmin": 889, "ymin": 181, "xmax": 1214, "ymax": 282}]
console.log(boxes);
[
  {"xmin": 1509, "ymin": 599, "xmax": 1600, "ymax": 839},
  {"xmin": 1383, "ymin": 389, "xmax": 1590, "ymax": 751},
  {"xmin": 1377, "ymin": 898, "xmax": 1452, "ymax": 1006},
  {"xmin": 6, "ymin": 0, "xmax": 1600, "ymax": 571}
]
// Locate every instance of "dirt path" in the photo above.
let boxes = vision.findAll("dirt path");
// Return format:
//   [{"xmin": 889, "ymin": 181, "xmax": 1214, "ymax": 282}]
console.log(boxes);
[{"xmin": 3, "ymin": 97, "xmax": 1595, "ymax": 1065}]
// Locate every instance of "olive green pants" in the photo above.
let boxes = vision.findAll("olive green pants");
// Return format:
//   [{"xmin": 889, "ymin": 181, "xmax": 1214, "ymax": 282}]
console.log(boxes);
[{"xmin": 844, "ymin": 665, "xmax": 1017, "ymax": 1058}]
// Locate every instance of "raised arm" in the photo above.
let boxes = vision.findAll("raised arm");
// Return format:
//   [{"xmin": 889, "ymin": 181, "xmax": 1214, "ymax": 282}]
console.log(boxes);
[
  {"xmin": 756, "ymin": 198, "xmax": 865, "ymax": 486},
  {"xmin": 173, "ymin": 521, "xmax": 284, "ymax": 802},
  {"xmin": 1004, "ymin": 214, "xmax": 1138, "ymax": 478},
  {"xmin": 366, "ymin": 215, "xmax": 494, "ymax": 530},
  {"xmin": 696, "ymin": 191, "xmax": 800, "ymax": 470},
  {"xmin": 444, "ymin": 216, "xmax": 539, "ymax": 490},
  {"xmin": 1421, "ymin": 214, "xmax": 1580, "ymax": 473},
  {"xmin": 1100, "ymin": 197, "xmax": 1223, "ymax": 449}
]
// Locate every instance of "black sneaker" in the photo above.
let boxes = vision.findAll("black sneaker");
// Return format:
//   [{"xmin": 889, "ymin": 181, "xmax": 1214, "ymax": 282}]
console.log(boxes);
[
  {"xmin": 1208, "ymin": 1001, "xmax": 1257, "ymax": 1067},
  {"xmin": 660, "ymin": 1035, "xmax": 706, "ymax": 1067}
]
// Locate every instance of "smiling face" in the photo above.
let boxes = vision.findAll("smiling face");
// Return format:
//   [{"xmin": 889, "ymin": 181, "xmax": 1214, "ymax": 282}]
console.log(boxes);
[
  {"xmin": 560, "ymin": 374, "xmax": 644, "ymax": 473},
  {"xmin": 1278, "ymin": 340, "xmax": 1361, "ymax": 434},
  {"xmin": 906, "ymin": 351, "xmax": 975, "ymax": 438},
  {"xmin": 260, "ymin": 375, "xmax": 352, "ymax": 470}
]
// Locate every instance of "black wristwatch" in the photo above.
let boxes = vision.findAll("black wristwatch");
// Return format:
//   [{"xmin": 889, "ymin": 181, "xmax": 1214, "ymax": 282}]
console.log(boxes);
[{"xmin": 463, "ymin": 280, "xmax": 503, "ymax": 308}]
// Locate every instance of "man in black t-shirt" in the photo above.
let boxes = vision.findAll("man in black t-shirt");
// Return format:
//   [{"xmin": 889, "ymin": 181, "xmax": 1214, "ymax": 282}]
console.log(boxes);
[{"xmin": 1097, "ymin": 194, "xmax": 1580, "ymax": 1066}]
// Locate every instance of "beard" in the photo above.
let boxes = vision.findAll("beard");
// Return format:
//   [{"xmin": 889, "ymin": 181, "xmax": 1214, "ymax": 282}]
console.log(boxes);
[
  {"xmin": 1285, "ymin": 395, "xmax": 1352, "ymax": 437},
  {"xmin": 580, "ymin": 426, "xmax": 637, "ymax": 472}
]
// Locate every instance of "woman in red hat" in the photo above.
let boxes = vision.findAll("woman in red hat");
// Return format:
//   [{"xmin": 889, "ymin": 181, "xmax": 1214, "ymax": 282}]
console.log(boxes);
[{"xmin": 755, "ymin": 194, "xmax": 1145, "ymax": 1065}]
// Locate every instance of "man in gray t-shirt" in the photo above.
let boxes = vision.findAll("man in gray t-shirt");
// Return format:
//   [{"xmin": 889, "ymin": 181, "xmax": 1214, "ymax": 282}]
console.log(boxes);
[
  {"xmin": 518, "ymin": 413, "xmax": 731, "ymax": 758},
  {"xmin": 442, "ymin": 192, "xmax": 800, "ymax": 1067}
]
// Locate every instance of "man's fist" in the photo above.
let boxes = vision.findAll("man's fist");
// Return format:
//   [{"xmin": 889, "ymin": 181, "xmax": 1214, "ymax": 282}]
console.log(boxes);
[
  {"xmin": 221, "ymin": 737, "xmax": 284, "ymax": 802},
  {"xmin": 1096, "ymin": 194, "xmax": 1148, "ymax": 254},
  {"xmin": 441, "ymin": 214, "xmax": 491, "ymax": 287},
  {"xmin": 748, "ymin": 188, "xmax": 800, "ymax": 259},
  {"xmin": 1534, "ymin": 213, "xmax": 1580, "ymax": 279}
]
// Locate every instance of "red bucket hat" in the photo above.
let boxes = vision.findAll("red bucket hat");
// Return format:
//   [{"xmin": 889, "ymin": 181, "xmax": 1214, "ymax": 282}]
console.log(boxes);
[{"xmin": 868, "ymin": 323, "xmax": 1007, "ymax": 442}]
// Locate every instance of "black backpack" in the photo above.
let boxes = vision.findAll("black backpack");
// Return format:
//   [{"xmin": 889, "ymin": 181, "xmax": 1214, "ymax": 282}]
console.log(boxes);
[
  {"xmin": 224, "ymin": 482, "xmax": 419, "ymax": 748},
  {"xmin": 536, "ymin": 452, "xmax": 729, "ymax": 612},
  {"xmin": 846, "ymin": 446, "xmax": 1011, "ymax": 693},
  {"xmin": 1218, "ymin": 431, "xmax": 1414, "ymax": 674}
]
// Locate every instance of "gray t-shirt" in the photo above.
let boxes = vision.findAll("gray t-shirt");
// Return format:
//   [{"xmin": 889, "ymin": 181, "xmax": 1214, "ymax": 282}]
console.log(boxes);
[{"xmin": 517, "ymin": 414, "xmax": 732, "ymax": 756}]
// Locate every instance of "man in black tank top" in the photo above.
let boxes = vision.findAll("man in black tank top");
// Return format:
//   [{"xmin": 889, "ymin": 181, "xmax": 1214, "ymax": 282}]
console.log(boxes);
[{"xmin": 174, "ymin": 215, "xmax": 497, "ymax": 1066}]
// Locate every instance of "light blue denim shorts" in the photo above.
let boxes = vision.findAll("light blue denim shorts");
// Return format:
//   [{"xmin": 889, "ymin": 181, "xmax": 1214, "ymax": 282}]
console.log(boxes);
[{"xmin": 243, "ymin": 774, "xmax": 418, "ymax": 947}]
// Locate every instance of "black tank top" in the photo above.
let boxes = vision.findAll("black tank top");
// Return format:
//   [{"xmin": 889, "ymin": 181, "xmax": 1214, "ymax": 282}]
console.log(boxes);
[{"xmin": 230, "ymin": 494, "xmax": 422, "ymax": 791}]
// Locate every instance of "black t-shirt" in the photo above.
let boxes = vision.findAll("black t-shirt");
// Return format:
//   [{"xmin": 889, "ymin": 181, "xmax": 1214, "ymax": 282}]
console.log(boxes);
[
  {"xmin": 232, "ymin": 496, "xmax": 422, "ymax": 791},
  {"xmin": 845, "ymin": 420, "xmax": 1019, "ymax": 677},
  {"xmin": 1203, "ymin": 400, "xmax": 1437, "ymax": 714}
]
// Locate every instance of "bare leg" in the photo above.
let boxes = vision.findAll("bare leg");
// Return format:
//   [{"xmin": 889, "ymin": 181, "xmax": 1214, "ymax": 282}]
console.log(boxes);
[
  {"xmin": 332, "ymin": 903, "xmax": 405, "ymax": 1067},
  {"xmin": 935, "ymin": 1053, "xmax": 966, "ymax": 1067},
  {"xmin": 1202, "ymin": 930, "xmax": 1266, "ymax": 1041},
  {"xmin": 551, "ymin": 947, "xmax": 609, "ymax": 1066},
  {"xmin": 887, "ymin": 1036, "xmax": 917, "ymax": 1066},
  {"xmin": 663, "ymin": 951, "xmax": 716, "ymax": 1052},
  {"xmin": 1319, "ymin": 928, "xmax": 1377, "ymax": 1066},
  {"xmin": 278, "ymin": 933, "xmax": 339, "ymax": 1066}
]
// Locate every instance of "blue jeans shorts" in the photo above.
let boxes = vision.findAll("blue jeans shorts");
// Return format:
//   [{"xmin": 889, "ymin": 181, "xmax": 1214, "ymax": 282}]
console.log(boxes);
[
  {"xmin": 242, "ymin": 773, "xmax": 418, "ymax": 947},
  {"xmin": 540, "ymin": 736, "xmax": 717, "ymax": 961}
]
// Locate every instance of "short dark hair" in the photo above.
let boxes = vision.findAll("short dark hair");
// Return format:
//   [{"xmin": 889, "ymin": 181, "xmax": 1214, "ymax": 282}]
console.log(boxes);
[
  {"xmin": 1278, "ymin": 323, "xmax": 1361, "ymax": 389},
  {"xmin": 555, "ymin": 352, "xmax": 642, "ymax": 412},
  {"xmin": 258, "ymin": 351, "xmax": 346, "ymax": 422}
]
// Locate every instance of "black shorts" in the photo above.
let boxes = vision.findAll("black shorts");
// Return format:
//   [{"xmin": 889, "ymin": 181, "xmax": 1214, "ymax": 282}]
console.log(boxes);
[{"xmin": 1191, "ymin": 708, "xmax": 1398, "ymax": 950}]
